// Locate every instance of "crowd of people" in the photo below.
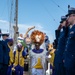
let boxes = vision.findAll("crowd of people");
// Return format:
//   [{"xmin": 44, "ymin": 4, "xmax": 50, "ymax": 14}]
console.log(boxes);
[
  {"xmin": 0, "ymin": 6, "xmax": 75, "ymax": 75},
  {"xmin": 0, "ymin": 27, "xmax": 50, "ymax": 75}
]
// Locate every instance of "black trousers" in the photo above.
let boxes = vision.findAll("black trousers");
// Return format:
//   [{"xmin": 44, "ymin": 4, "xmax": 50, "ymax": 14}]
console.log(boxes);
[
  {"xmin": 24, "ymin": 63, "xmax": 29, "ymax": 71},
  {"xmin": 66, "ymin": 68, "xmax": 75, "ymax": 75},
  {"xmin": 0, "ymin": 64, "xmax": 3, "ymax": 75},
  {"xmin": 54, "ymin": 63, "xmax": 66, "ymax": 75},
  {"xmin": 2, "ymin": 64, "xmax": 8, "ymax": 75}
]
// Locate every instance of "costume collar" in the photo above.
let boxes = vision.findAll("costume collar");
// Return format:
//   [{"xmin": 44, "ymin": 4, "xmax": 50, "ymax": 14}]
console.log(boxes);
[{"xmin": 32, "ymin": 49, "xmax": 43, "ymax": 53}]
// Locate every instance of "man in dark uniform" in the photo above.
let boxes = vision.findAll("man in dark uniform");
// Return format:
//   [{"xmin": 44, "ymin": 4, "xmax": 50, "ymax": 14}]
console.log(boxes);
[
  {"xmin": 44, "ymin": 34, "xmax": 50, "ymax": 51},
  {"xmin": 0, "ymin": 29, "xmax": 4, "ymax": 75},
  {"xmin": 2, "ymin": 32, "xmax": 10, "ymax": 75},
  {"xmin": 63, "ymin": 7, "xmax": 75, "ymax": 75},
  {"xmin": 54, "ymin": 16, "xmax": 68, "ymax": 75}
]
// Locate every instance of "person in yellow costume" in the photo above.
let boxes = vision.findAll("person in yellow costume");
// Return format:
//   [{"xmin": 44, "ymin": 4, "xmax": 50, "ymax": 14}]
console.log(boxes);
[
  {"xmin": 30, "ymin": 30, "xmax": 47, "ymax": 75},
  {"xmin": 6, "ymin": 38, "xmax": 14, "ymax": 75},
  {"xmin": 13, "ymin": 43, "xmax": 26, "ymax": 75},
  {"xmin": 48, "ymin": 44, "xmax": 55, "ymax": 75}
]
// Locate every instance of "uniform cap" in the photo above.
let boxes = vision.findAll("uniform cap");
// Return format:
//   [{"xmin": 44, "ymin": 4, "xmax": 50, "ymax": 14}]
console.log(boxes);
[
  {"xmin": 2, "ymin": 32, "xmax": 9, "ymax": 36},
  {"xmin": 60, "ymin": 16, "xmax": 67, "ymax": 23},
  {"xmin": 66, "ymin": 7, "xmax": 75, "ymax": 17}
]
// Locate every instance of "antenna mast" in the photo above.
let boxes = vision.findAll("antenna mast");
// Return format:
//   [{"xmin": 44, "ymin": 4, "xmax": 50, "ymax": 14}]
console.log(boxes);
[{"xmin": 13, "ymin": 0, "xmax": 19, "ymax": 45}]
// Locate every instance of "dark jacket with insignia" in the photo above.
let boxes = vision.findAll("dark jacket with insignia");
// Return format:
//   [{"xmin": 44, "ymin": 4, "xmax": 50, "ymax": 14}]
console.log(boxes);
[
  {"xmin": 64, "ymin": 25, "xmax": 75, "ymax": 68},
  {"xmin": 54, "ymin": 27, "xmax": 68, "ymax": 65},
  {"xmin": 2, "ymin": 39, "xmax": 10, "ymax": 65},
  {"xmin": 55, "ymin": 29, "xmax": 60, "ymax": 49},
  {"xmin": 0, "ymin": 41, "xmax": 3, "ymax": 64}
]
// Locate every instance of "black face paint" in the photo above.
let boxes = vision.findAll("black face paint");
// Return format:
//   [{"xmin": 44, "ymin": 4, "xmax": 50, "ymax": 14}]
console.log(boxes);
[
  {"xmin": 17, "ymin": 46, "xmax": 22, "ymax": 52},
  {"xmin": 10, "ymin": 43, "xmax": 13, "ymax": 46}
]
